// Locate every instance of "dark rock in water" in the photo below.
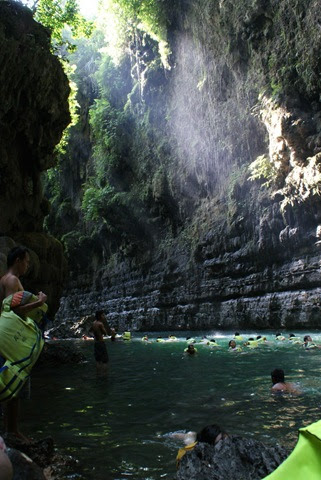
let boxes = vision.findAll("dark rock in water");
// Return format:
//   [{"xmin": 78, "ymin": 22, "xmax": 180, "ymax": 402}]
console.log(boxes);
[
  {"xmin": 36, "ymin": 341, "xmax": 86, "ymax": 367},
  {"xmin": 4, "ymin": 435, "xmax": 79, "ymax": 480},
  {"xmin": 176, "ymin": 436, "xmax": 289, "ymax": 480},
  {"xmin": 4, "ymin": 435, "xmax": 54, "ymax": 469},
  {"xmin": 7, "ymin": 448, "xmax": 46, "ymax": 480}
]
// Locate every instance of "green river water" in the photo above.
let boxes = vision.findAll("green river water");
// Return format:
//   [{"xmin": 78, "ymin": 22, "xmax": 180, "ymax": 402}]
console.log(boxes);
[{"xmin": 22, "ymin": 330, "xmax": 321, "ymax": 479}]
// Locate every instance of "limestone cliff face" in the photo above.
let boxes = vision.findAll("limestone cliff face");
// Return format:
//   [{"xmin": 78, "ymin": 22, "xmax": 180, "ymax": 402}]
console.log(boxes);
[
  {"xmin": 0, "ymin": 1, "xmax": 70, "ymax": 315},
  {"xmin": 52, "ymin": 0, "xmax": 321, "ymax": 332}
]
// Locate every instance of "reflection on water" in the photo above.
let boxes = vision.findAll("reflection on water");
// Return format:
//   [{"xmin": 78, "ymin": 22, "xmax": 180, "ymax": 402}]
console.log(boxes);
[{"xmin": 22, "ymin": 331, "xmax": 321, "ymax": 479}]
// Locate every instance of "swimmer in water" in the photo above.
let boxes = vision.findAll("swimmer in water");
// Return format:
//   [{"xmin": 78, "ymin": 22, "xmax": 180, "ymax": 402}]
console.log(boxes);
[
  {"xmin": 275, "ymin": 333, "xmax": 286, "ymax": 341},
  {"xmin": 256, "ymin": 335, "xmax": 267, "ymax": 343},
  {"xmin": 271, "ymin": 368, "xmax": 301, "ymax": 394},
  {"xmin": 234, "ymin": 332, "xmax": 243, "ymax": 340},
  {"xmin": 228, "ymin": 340, "xmax": 242, "ymax": 352},
  {"xmin": 186, "ymin": 336, "xmax": 196, "ymax": 344},
  {"xmin": 184, "ymin": 344, "xmax": 197, "ymax": 355},
  {"xmin": 175, "ymin": 424, "xmax": 228, "ymax": 468},
  {"xmin": 303, "ymin": 335, "xmax": 319, "ymax": 349},
  {"xmin": 288, "ymin": 333, "xmax": 301, "ymax": 344},
  {"xmin": 206, "ymin": 338, "xmax": 219, "ymax": 347},
  {"xmin": 243, "ymin": 338, "xmax": 258, "ymax": 348}
]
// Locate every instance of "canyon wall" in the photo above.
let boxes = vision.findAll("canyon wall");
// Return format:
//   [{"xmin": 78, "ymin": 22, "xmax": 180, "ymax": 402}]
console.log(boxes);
[
  {"xmin": 0, "ymin": 0, "xmax": 70, "ymax": 315},
  {"xmin": 2, "ymin": 0, "xmax": 321, "ymax": 333},
  {"xmin": 51, "ymin": 0, "xmax": 321, "ymax": 333}
]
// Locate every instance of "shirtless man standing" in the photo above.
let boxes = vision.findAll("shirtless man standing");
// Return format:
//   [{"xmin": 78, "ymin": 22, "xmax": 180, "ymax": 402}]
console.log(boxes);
[
  {"xmin": 271, "ymin": 368, "xmax": 300, "ymax": 394},
  {"xmin": 90, "ymin": 311, "xmax": 111, "ymax": 374},
  {"xmin": 0, "ymin": 246, "xmax": 47, "ymax": 441}
]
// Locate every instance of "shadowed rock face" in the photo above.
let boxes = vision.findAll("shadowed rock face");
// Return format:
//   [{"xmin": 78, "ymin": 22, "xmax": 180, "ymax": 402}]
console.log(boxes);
[{"xmin": 0, "ymin": 1, "xmax": 70, "ymax": 315}]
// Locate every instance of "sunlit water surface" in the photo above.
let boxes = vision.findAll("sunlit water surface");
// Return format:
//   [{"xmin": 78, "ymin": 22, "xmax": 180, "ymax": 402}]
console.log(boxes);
[{"xmin": 22, "ymin": 331, "xmax": 321, "ymax": 479}]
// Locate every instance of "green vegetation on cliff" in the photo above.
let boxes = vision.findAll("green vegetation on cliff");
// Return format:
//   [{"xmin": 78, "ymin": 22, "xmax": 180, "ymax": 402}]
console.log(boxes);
[{"xmin": 41, "ymin": 0, "xmax": 321, "ymax": 276}]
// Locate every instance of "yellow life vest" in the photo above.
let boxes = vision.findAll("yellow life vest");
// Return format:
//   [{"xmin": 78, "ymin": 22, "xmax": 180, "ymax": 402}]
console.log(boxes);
[
  {"xmin": 176, "ymin": 441, "xmax": 197, "ymax": 468},
  {"xmin": 234, "ymin": 335, "xmax": 243, "ymax": 341},
  {"xmin": 256, "ymin": 337, "xmax": 267, "ymax": 343},
  {"xmin": 246, "ymin": 340, "xmax": 258, "ymax": 348},
  {"xmin": 0, "ymin": 292, "xmax": 46, "ymax": 402},
  {"xmin": 122, "ymin": 332, "xmax": 131, "ymax": 340}
]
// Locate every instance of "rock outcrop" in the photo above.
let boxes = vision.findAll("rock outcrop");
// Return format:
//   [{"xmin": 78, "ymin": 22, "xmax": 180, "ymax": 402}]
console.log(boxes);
[
  {"xmin": 4, "ymin": 435, "xmax": 78, "ymax": 480},
  {"xmin": 176, "ymin": 436, "xmax": 288, "ymax": 480},
  {"xmin": 0, "ymin": 1, "xmax": 70, "ymax": 315}
]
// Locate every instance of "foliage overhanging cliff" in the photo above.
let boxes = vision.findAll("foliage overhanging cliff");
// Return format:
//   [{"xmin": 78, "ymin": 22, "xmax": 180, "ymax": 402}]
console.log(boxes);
[{"xmin": 46, "ymin": 0, "xmax": 321, "ymax": 331}]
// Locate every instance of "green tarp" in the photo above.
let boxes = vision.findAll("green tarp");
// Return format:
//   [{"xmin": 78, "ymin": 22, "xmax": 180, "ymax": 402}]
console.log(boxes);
[
  {"xmin": 263, "ymin": 420, "xmax": 321, "ymax": 479},
  {"xmin": 0, "ymin": 292, "xmax": 46, "ymax": 402}
]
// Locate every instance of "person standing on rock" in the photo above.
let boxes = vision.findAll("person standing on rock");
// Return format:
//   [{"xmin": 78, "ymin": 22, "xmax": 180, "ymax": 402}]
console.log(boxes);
[
  {"xmin": 89, "ymin": 311, "xmax": 111, "ymax": 374},
  {"xmin": 0, "ymin": 246, "xmax": 47, "ymax": 442}
]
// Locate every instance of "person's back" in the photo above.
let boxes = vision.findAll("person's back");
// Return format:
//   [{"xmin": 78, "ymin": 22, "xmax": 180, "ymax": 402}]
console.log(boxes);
[
  {"xmin": 271, "ymin": 368, "xmax": 300, "ymax": 394},
  {"xmin": 91, "ymin": 319, "xmax": 106, "ymax": 341}
]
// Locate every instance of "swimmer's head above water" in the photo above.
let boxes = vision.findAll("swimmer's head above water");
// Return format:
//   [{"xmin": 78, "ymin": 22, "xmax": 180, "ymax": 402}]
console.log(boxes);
[
  {"xmin": 186, "ymin": 344, "xmax": 196, "ymax": 354},
  {"xmin": 271, "ymin": 368, "xmax": 285, "ymax": 384},
  {"xmin": 196, "ymin": 424, "xmax": 228, "ymax": 445}
]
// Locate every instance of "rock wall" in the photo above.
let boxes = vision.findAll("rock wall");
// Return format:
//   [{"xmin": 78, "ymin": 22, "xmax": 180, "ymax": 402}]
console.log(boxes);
[
  {"xmin": 55, "ymin": 251, "xmax": 321, "ymax": 334},
  {"xmin": 53, "ymin": 0, "xmax": 321, "ymax": 333},
  {"xmin": 0, "ymin": 1, "xmax": 70, "ymax": 315}
]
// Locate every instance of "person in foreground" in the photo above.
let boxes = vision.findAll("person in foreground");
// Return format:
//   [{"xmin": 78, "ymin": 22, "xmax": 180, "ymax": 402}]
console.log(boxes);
[
  {"xmin": 89, "ymin": 310, "xmax": 111, "ymax": 374},
  {"xmin": 0, "ymin": 246, "xmax": 47, "ymax": 442},
  {"xmin": 271, "ymin": 368, "xmax": 300, "ymax": 394}
]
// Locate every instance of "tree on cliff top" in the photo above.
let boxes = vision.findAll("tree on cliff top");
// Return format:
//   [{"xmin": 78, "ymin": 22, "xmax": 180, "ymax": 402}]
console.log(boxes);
[{"xmin": 20, "ymin": 0, "xmax": 92, "ymax": 53}]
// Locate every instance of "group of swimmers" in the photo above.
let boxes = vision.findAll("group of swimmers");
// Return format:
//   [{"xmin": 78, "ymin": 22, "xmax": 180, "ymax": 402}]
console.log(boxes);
[
  {"xmin": 139, "ymin": 332, "xmax": 320, "ymax": 355},
  {"xmin": 228, "ymin": 332, "xmax": 319, "ymax": 352}
]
